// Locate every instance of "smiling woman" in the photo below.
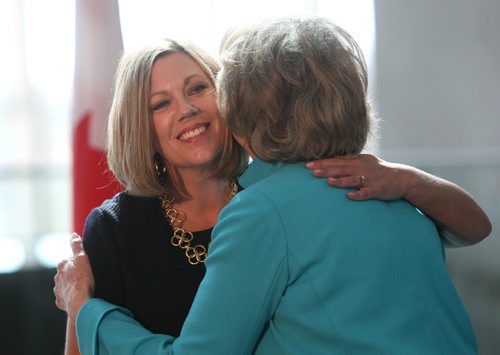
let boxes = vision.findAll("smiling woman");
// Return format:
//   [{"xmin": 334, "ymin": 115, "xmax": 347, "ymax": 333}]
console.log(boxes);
[
  {"xmin": 59, "ymin": 37, "xmax": 248, "ymax": 355},
  {"xmin": 150, "ymin": 53, "xmax": 227, "ymax": 183}
]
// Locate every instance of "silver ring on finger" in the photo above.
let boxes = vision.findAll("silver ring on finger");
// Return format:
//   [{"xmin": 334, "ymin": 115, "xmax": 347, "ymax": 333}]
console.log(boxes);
[{"xmin": 358, "ymin": 175, "xmax": 366, "ymax": 188}]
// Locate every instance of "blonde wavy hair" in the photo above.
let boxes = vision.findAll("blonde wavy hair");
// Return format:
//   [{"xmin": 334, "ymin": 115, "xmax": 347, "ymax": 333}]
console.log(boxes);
[
  {"xmin": 217, "ymin": 17, "xmax": 372, "ymax": 162},
  {"xmin": 107, "ymin": 38, "xmax": 247, "ymax": 198}
]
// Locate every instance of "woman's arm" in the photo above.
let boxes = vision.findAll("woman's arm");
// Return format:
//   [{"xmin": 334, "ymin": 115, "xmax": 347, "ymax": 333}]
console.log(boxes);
[
  {"xmin": 56, "ymin": 192, "xmax": 287, "ymax": 354},
  {"xmin": 306, "ymin": 154, "xmax": 492, "ymax": 247},
  {"xmin": 64, "ymin": 319, "xmax": 81, "ymax": 355}
]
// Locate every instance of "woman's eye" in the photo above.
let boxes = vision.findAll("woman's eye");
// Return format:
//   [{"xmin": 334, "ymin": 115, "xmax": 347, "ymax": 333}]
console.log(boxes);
[
  {"xmin": 151, "ymin": 100, "xmax": 170, "ymax": 111},
  {"xmin": 190, "ymin": 84, "xmax": 208, "ymax": 95}
]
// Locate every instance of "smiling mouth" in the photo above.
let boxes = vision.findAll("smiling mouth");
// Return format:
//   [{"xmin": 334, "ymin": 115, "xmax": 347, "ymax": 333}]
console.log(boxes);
[{"xmin": 178, "ymin": 124, "xmax": 209, "ymax": 141}]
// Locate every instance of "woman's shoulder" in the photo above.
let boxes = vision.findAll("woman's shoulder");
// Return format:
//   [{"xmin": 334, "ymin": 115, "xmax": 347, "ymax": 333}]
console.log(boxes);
[
  {"xmin": 90, "ymin": 191, "xmax": 159, "ymax": 218},
  {"xmin": 84, "ymin": 191, "xmax": 161, "ymax": 236},
  {"xmin": 85, "ymin": 192, "xmax": 124, "ymax": 225}
]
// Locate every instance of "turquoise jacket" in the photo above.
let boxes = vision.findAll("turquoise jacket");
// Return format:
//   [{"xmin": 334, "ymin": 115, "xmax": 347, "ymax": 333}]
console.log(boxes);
[{"xmin": 77, "ymin": 159, "xmax": 476, "ymax": 354}]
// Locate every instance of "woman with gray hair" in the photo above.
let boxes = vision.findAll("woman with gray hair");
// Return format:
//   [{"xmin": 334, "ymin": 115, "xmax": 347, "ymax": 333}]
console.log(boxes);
[{"xmin": 58, "ymin": 17, "xmax": 478, "ymax": 354}]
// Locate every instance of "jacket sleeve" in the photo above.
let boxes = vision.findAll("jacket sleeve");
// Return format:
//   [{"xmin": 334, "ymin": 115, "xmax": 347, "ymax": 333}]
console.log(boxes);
[{"xmin": 76, "ymin": 190, "xmax": 289, "ymax": 354}]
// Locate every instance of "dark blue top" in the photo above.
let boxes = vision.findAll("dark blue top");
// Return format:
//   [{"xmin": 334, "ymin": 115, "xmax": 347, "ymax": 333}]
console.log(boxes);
[{"xmin": 83, "ymin": 192, "xmax": 210, "ymax": 336}]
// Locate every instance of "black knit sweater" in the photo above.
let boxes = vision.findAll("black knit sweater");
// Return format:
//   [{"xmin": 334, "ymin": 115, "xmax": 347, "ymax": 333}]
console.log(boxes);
[{"xmin": 82, "ymin": 192, "xmax": 211, "ymax": 336}]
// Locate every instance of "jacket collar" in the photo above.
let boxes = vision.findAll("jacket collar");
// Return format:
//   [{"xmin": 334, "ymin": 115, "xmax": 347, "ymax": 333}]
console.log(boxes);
[{"xmin": 238, "ymin": 159, "xmax": 285, "ymax": 189}]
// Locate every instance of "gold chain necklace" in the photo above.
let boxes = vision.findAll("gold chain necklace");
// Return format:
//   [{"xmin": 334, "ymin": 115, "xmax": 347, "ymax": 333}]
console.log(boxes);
[{"xmin": 160, "ymin": 179, "xmax": 239, "ymax": 265}]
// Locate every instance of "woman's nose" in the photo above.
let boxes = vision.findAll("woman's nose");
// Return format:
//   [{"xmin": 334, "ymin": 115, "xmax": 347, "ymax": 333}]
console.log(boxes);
[{"xmin": 177, "ymin": 96, "xmax": 200, "ymax": 120}]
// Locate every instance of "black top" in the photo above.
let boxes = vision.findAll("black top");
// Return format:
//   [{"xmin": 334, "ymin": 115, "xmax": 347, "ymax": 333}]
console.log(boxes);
[{"xmin": 83, "ymin": 192, "xmax": 211, "ymax": 336}]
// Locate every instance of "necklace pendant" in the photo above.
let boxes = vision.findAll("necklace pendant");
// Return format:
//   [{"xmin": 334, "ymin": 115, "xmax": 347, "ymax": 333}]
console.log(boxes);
[
  {"xmin": 186, "ymin": 245, "xmax": 207, "ymax": 265},
  {"xmin": 160, "ymin": 178, "xmax": 238, "ymax": 266}
]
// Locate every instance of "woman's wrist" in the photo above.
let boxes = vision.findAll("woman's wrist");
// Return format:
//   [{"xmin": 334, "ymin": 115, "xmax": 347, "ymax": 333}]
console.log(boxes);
[
  {"xmin": 68, "ymin": 293, "xmax": 91, "ymax": 322},
  {"xmin": 398, "ymin": 165, "xmax": 431, "ymax": 205}
]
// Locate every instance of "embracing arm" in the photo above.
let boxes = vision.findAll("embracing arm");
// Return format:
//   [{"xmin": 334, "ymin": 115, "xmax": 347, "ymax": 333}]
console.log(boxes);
[
  {"xmin": 64, "ymin": 319, "xmax": 81, "ymax": 355},
  {"xmin": 57, "ymin": 193, "xmax": 286, "ymax": 354},
  {"xmin": 393, "ymin": 164, "xmax": 491, "ymax": 247},
  {"xmin": 307, "ymin": 154, "xmax": 491, "ymax": 247}
]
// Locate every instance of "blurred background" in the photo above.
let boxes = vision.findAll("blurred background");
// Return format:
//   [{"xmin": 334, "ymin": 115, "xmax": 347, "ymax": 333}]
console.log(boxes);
[{"xmin": 0, "ymin": 0, "xmax": 497, "ymax": 354}]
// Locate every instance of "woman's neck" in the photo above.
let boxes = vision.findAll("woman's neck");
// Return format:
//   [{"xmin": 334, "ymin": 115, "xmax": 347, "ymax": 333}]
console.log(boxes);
[{"xmin": 173, "ymin": 173, "xmax": 233, "ymax": 231}]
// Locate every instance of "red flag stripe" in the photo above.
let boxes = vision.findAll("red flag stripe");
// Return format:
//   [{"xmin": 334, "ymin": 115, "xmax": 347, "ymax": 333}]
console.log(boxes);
[{"xmin": 72, "ymin": 0, "xmax": 124, "ymax": 235}]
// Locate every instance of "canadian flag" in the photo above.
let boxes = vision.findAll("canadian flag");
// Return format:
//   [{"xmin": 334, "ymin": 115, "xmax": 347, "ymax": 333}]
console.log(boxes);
[{"xmin": 72, "ymin": 0, "xmax": 124, "ymax": 235}]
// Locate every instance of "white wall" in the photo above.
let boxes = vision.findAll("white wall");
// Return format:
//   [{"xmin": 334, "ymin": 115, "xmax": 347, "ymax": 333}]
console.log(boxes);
[{"xmin": 374, "ymin": 1, "xmax": 500, "ymax": 353}]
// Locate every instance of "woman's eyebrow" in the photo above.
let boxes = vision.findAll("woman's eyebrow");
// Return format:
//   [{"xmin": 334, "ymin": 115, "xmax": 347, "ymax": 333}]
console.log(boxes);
[
  {"xmin": 184, "ymin": 73, "xmax": 208, "ymax": 85},
  {"xmin": 150, "ymin": 73, "xmax": 209, "ymax": 99}
]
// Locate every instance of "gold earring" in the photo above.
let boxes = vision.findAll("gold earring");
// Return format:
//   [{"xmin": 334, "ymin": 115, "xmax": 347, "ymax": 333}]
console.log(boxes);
[{"xmin": 154, "ymin": 152, "xmax": 168, "ymax": 186}]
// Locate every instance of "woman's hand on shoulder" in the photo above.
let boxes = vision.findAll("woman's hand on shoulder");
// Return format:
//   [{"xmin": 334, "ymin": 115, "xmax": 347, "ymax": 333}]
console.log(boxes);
[{"xmin": 306, "ymin": 154, "xmax": 412, "ymax": 201}]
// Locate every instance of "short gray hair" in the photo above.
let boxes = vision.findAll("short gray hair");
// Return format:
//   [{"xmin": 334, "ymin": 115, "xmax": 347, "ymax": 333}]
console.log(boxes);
[{"xmin": 218, "ymin": 17, "xmax": 372, "ymax": 162}]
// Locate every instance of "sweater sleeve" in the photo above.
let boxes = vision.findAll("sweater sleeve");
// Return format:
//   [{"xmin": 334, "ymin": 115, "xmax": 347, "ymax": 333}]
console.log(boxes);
[
  {"xmin": 76, "ymin": 190, "xmax": 289, "ymax": 354},
  {"xmin": 83, "ymin": 203, "xmax": 126, "ymax": 308}
]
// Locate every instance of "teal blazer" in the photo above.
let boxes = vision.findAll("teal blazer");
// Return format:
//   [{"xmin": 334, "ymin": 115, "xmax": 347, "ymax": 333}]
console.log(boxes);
[{"xmin": 77, "ymin": 159, "xmax": 476, "ymax": 354}]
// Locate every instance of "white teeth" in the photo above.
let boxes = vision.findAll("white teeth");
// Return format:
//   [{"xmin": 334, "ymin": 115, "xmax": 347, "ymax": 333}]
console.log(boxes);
[{"xmin": 179, "ymin": 125, "xmax": 207, "ymax": 141}]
